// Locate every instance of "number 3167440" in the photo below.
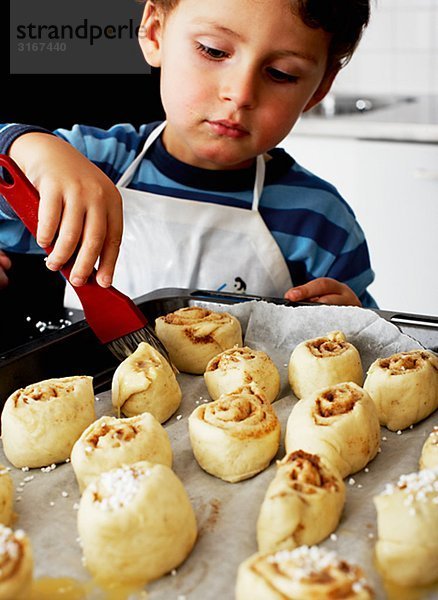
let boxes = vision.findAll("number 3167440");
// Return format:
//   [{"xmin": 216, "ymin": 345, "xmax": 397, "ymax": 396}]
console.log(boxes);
[{"xmin": 17, "ymin": 42, "xmax": 67, "ymax": 52}]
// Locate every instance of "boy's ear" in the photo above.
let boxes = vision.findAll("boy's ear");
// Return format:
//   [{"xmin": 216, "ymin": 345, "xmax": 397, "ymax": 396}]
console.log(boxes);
[
  {"xmin": 138, "ymin": 1, "xmax": 164, "ymax": 68},
  {"xmin": 303, "ymin": 67, "xmax": 339, "ymax": 113}
]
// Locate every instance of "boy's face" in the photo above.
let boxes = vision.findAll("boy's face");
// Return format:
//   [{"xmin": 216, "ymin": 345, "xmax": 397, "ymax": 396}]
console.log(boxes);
[{"xmin": 141, "ymin": 0, "xmax": 335, "ymax": 170}]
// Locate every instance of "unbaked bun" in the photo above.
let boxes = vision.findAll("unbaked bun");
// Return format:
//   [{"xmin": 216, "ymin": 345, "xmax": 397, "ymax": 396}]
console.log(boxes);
[
  {"xmin": 257, "ymin": 450, "xmax": 345, "ymax": 553},
  {"xmin": 364, "ymin": 350, "xmax": 438, "ymax": 431},
  {"xmin": 204, "ymin": 346, "xmax": 280, "ymax": 403},
  {"xmin": 0, "ymin": 468, "xmax": 13, "ymax": 527},
  {"xmin": 111, "ymin": 342, "xmax": 181, "ymax": 422},
  {"xmin": 1, "ymin": 376, "xmax": 95, "ymax": 468},
  {"xmin": 285, "ymin": 382, "xmax": 380, "ymax": 478},
  {"xmin": 374, "ymin": 468, "xmax": 438, "ymax": 587},
  {"xmin": 188, "ymin": 389, "xmax": 280, "ymax": 482},
  {"xmin": 155, "ymin": 307, "xmax": 243, "ymax": 374},
  {"xmin": 0, "ymin": 525, "xmax": 33, "ymax": 600},
  {"xmin": 78, "ymin": 461, "xmax": 197, "ymax": 585},
  {"xmin": 235, "ymin": 546, "xmax": 374, "ymax": 600},
  {"xmin": 419, "ymin": 426, "xmax": 438, "ymax": 470},
  {"xmin": 71, "ymin": 413, "xmax": 173, "ymax": 492},
  {"xmin": 288, "ymin": 331, "xmax": 363, "ymax": 399}
]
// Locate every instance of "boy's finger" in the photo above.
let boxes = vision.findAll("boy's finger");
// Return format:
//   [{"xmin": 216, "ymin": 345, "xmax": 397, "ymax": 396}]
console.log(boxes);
[
  {"xmin": 285, "ymin": 282, "xmax": 318, "ymax": 301},
  {"xmin": 0, "ymin": 252, "xmax": 12, "ymax": 271},
  {"xmin": 67, "ymin": 207, "xmax": 107, "ymax": 286},
  {"xmin": 0, "ymin": 268, "xmax": 9, "ymax": 290},
  {"xmin": 45, "ymin": 198, "xmax": 85, "ymax": 272},
  {"xmin": 95, "ymin": 239, "xmax": 121, "ymax": 288},
  {"xmin": 36, "ymin": 186, "xmax": 64, "ymax": 248},
  {"xmin": 286, "ymin": 278, "xmax": 339, "ymax": 301},
  {"xmin": 95, "ymin": 206, "xmax": 123, "ymax": 287},
  {"xmin": 312, "ymin": 294, "xmax": 345, "ymax": 305}
]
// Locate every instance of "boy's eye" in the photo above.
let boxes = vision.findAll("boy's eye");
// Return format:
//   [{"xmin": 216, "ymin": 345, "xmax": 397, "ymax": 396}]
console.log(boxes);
[
  {"xmin": 266, "ymin": 67, "xmax": 298, "ymax": 83},
  {"xmin": 196, "ymin": 42, "xmax": 229, "ymax": 60},
  {"xmin": 196, "ymin": 42, "xmax": 228, "ymax": 59}
]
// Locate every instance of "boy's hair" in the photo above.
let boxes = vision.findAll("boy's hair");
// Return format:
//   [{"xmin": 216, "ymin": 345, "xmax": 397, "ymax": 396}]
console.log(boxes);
[
  {"xmin": 297, "ymin": 0, "xmax": 370, "ymax": 70},
  {"xmin": 148, "ymin": 0, "xmax": 370, "ymax": 71}
]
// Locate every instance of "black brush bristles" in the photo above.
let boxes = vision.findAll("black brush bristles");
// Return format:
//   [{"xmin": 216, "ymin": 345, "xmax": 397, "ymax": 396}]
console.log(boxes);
[{"xmin": 107, "ymin": 325, "xmax": 171, "ymax": 364}]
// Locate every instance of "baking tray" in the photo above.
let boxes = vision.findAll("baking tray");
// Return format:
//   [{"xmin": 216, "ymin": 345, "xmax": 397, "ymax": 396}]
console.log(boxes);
[
  {"xmin": 1, "ymin": 289, "xmax": 438, "ymax": 600},
  {"xmin": 1, "ymin": 287, "xmax": 437, "ymax": 404}
]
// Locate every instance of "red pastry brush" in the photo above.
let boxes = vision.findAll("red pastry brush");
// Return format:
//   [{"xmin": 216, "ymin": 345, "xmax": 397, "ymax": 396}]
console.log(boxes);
[{"xmin": 0, "ymin": 154, "xmax": 170, "ymax": 363}]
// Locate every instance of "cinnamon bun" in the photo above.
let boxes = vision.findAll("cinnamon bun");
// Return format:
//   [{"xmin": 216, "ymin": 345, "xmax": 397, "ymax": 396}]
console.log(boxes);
[
  {"xmin": 257, "ymin": 450, "xmax": 345, "ymax": 553},
  {"xmin": 419, "ymin": 426, "xmax": 438, "ymax": 470},
  {"xmin": 285, "ymin": 382, "xmax": 380, "ymax": 477},
  {"xmin": 1, "ymin": 376, "xmax": 95, "ymax": 468},
  {"xmin": 78, "ymin": 461, "xmax": 197, "ymax": 585},
  {"xmin": 288, "ymin": 331, "xmax": 363, "ymax": 399},
  {"xmin": 0, "ymin": 525, "xmax": 33, "ymax": 600},
  {"xmin": 188, "ymin": 389, "xmax": 280, "ymax": 482},
  {"xmin": 236, "ymin": 546, "xmax": 374, "ymax": 600},
  {"xmin": 111, "ymin": 341, "xmax": 181, "ymax": 422},
  {"xmin": 204, "ymin": 346, "xmax": 280, "ymax": 403},
  {"xmin": 374, "ymin": 468, "xmax": 438, "ymax": 586},
  {"xmin": 71, "ymin": 412, "xmax": 173, "ymax": 492},
  {"xmin": 0, "ymin": 468, "xmax": 13, "ymax": 527},
  {"xmin": 155, "ymin": 307, "xmax": 243, "ymax": 374},
  {"xmin": 364, "ymin": 350, "xmax": 438, "ymax": 431}
]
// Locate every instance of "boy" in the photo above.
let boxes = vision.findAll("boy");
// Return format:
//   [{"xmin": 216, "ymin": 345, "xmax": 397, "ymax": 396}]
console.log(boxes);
[{"xmin": 0, "ymin": 0, "xmax": 376, "ymax": 307}]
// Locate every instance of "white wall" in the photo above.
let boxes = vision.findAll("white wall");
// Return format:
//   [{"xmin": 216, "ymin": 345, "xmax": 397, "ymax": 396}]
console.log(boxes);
[{"xmin": 333, "ymin": 0, "xmax": 438, "ymax": 95}]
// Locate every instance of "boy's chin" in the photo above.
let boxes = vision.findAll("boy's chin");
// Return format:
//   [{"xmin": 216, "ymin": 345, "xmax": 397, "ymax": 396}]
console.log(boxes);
[{"xmin": 192, "ymin": 149, "xmax": 256, "ymax": 171}]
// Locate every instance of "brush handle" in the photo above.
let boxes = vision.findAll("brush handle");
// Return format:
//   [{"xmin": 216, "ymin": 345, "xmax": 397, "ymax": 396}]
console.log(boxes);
[
  {"xmin": 0, "ymin": 153, "xmax": 104, "ymax": 289},
  {"xmin": 0, "ymin": 154, "xmax": 72, "ymax": 276},
  {"xmin": 0, "ymin": 154, "xmax": 148, "ymax": 343}
]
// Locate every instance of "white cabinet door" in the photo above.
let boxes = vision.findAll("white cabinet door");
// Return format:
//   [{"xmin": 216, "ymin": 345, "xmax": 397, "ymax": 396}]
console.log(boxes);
[{"xmin": 280, "ymin": 135, "xmax": 438, "ymax": 316}]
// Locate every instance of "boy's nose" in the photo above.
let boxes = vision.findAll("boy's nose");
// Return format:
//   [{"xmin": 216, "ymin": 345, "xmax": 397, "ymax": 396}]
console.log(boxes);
[{"xmin": 219, "ymin": 68, "xmax": 257, "ymax": 110}]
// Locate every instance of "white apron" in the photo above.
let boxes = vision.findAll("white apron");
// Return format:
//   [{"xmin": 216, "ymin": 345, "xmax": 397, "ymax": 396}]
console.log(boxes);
[{"xmin": 65, "ymin": 122, "xmax": 292, "ymax": 308}]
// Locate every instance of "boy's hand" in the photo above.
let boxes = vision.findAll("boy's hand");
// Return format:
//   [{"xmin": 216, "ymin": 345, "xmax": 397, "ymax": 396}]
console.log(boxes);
[
  {"xmin": 9, "ymin": 133, "xmax": 123, "ymax": 287},
  {"xmin": 284, "ymin": 277, "xmax": 361, "ymax": 307},
  {"xmin": 0, "ymin": 250, "xmax": 11, "ymax": 290}
]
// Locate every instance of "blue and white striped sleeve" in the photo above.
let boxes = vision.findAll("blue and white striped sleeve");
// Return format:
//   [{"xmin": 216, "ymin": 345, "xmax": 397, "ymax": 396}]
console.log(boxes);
[
  {"xmin": 325, "ymin": 227, "xmax": 377, "ymax": 308},
  {"xmin": 54, "ymin": 123, "xmax": 151, "ymax": 183},
  {"xmin": 0, "ymin": 121, "xmax": 151, "ymax": 208},
  {"xmin": 0, "ymin": 123, "xmax": 54, "ymax": 219},
  {"xmin": 0, "ymin": 123, "xmax": 55, "ymax": 253},
  {"xmin": 263, "ymin": 162, "xmax": 377, "ymax": 308},
  {"xmin": 0, "ymin": 122, "xmax": 150, "ymax": 253}
]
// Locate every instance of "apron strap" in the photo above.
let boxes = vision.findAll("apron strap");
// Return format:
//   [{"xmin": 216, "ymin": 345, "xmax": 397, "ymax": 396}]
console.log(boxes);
[
  {"xmin": 252, "ymin": 154, "xmax": 266, "ymax": 212},
  {"xmin": 116, "ymin": 121, "xmax": 167, "ymax": 188},
  {"xmin": 116, "ymin": 120, "xmax": 266, "ymax": 212}
]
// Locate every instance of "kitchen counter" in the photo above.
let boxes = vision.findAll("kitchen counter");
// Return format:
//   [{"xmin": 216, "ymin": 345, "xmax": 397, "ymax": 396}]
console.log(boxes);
[{"xmin": 292, "ymin": 95, "xmax": 438, "ymax": 143}]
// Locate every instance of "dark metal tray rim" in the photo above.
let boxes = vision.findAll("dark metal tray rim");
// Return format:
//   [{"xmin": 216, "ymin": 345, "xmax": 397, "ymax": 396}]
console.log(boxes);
[{"xmin": 1, "ymin": 287, "xmax": 437, "ymax": 401}]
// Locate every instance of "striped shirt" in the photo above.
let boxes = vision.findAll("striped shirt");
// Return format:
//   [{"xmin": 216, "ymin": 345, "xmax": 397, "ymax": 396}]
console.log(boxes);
[{"xmin": 0, "ymin": 121, "xmax": 376, "ymax": 307}]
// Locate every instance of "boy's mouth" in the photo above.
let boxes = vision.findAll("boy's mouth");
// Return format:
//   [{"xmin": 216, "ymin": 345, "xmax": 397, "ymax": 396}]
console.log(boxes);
[{"xmin": 207, "ymin": 120, "xmax": 249, "ymax": 138}]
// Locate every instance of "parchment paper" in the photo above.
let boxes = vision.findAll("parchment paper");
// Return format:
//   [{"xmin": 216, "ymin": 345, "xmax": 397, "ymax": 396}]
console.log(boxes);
[{"xmin": 1, "ymin": 302, "xmax": 437, "ymax": 600}]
